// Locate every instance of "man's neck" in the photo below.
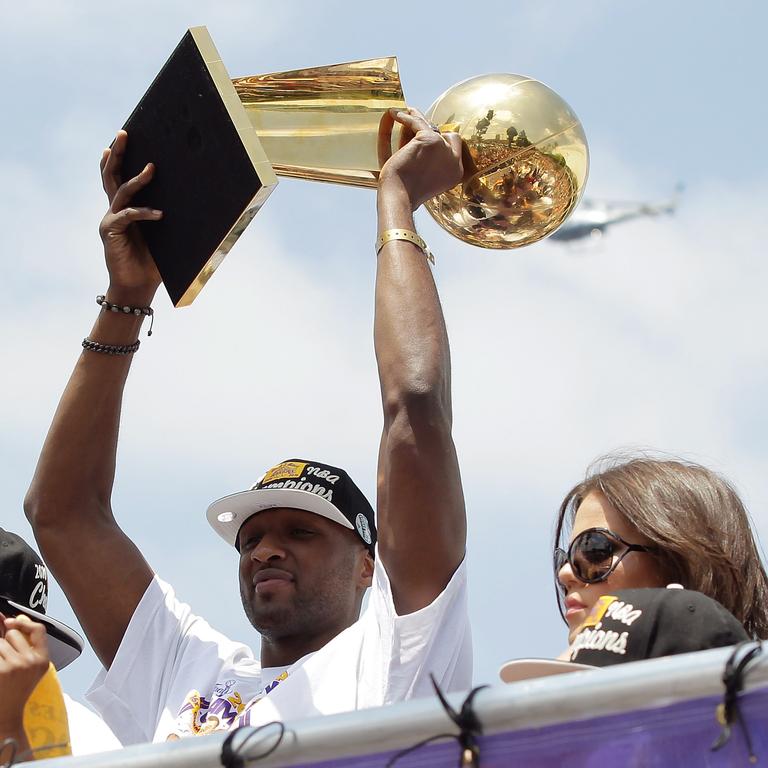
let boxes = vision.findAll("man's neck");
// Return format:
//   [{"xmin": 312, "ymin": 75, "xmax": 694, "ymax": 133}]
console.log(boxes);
[{"xmin": 259, "ymin": 623, "xmax": 350, "ymax": 669}]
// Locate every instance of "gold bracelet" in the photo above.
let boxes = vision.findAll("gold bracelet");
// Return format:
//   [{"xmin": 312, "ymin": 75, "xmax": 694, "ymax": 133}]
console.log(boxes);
[{"xmin": 375, "ymin": 229, "xmax": 435, "ymax": 265}]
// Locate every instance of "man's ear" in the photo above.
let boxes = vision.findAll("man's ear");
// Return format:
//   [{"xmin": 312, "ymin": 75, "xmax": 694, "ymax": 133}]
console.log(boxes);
[{"xmin": 358, "ymin": 549, "xmax": 374, "ymax": 589}]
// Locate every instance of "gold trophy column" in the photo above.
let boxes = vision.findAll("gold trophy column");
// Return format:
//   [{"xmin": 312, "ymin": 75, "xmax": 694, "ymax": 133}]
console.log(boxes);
[{"xmin": 233, "ymin": 58, "xmax": 406, "ymax": 188}]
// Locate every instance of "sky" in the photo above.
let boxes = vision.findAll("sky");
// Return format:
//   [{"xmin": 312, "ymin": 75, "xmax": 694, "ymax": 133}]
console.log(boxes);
[{"xmin": 1, "ymin": 0, "xmax": 768, "ymax": 708}]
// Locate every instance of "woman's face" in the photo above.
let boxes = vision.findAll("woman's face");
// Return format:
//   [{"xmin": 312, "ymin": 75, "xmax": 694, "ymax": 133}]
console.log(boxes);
[{"xmin": 558, "ymin": 490, "xmax": 667, "ymax": 642}]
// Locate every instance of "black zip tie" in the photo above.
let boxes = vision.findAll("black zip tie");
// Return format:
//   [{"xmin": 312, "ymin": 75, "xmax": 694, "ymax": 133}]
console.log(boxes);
[
  {"xmin": 220, "ymin": 721, "xmax": 285, "ymax": 768},
  {"xmin": 711, "ymin": 640, "xmax": 763, "ymax": 763},
  {"xmin": 386, "ymin": 676, "xmax": 489, "ymax": 767}
]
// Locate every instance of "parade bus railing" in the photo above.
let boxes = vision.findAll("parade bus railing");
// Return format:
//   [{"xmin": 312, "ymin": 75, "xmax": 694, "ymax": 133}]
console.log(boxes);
[{"xmin": 25, "ymin": 644, "xmax": 767, "ymax": 767}]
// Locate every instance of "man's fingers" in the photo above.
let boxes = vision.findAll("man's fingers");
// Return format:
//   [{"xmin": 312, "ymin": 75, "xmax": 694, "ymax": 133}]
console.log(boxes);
[
  {"xmin": 111, "ymin": 163, "xmax": 156, "ymax": 213},
  {"xmin": 377, "ymin": 110, "xmax": 397, "ymax": 168},
  {"xmin": 405, "ymin": 106, "xmax": 428, "ymax": 121},
  {"xmin": 388, "ymin": 108, "xmax": 416, "ymax": 149},
  {"xmin": 103, "ymin": 207, "xmax": 163, "ymax": 235},
  {"xmin": 101, "ymin": 149, "xmax": 119, "ymax": 200},
  {"xmin": 389, "ymin": 107, "xmax": 433, "ymax": 135},
  {"xmin": 2, "ymin": 627, "xmax": 34, "ymax": 655},
  {"xmin": 5, "ymin": 614, "xmax": 35, "ymax": 632},
  {"xmin": 109, "ymin": 130, "xmax": 128, "ymax": 159},
  {"xmin": 390, "ymin": 108, "xmax": 455, "ymax": 153},
  {"xmin": 7, "ymin": 617, "xmax": 48, "ymax": 654},
  {"xmin": 101, "ymin": 130, "xmax": 128, "ymax": 200}
]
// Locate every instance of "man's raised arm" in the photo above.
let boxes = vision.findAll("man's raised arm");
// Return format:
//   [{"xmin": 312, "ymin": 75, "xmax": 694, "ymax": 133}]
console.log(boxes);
[
  {"xmin": 24, "ymin": 132, "xmax": 161, "ymax": 667},
  {"xmin": 374, "ymin": 109, "xmax": 467, "ymax": 615}
]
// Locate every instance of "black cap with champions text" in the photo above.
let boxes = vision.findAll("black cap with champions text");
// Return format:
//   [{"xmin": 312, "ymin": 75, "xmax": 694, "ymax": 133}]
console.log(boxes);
[
  {"xmin": 0, "ymin": 528, "xmax": 84, "ymax": 670},
  {"xmin": 206, "ymin": 459, "xmax": 377, "ymax": 555},
  {"xmin": 566, "ymin": 588, "xmax": 750, "ymax": 667},
  {"xmin": 499, "ymin": 587, "xmax": 749, "ymax": 683}
]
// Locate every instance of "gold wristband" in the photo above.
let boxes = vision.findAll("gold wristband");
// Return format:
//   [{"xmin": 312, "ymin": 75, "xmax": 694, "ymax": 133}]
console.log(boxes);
[{"xmin": 375, "ymin": 229, "xmax": 435, "ymax": 265}]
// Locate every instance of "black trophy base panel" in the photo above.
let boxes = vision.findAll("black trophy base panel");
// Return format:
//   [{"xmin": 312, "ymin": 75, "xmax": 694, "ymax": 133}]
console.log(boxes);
[{"xmin": 119, "ymin": 28, "xmax": 267, "ymax": 306}]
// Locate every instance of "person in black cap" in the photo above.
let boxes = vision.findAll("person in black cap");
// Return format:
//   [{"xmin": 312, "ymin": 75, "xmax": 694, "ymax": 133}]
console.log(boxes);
[
  {"xmin": 0, "ymin": 528, "xmax": 83, "ymax": 669},
  {"xmin": 1, "ymin": 526, "xmax": 81, "ymax": 757},
  {"xmin": 25, "ymin": 107, "xmax": 470, "ymax": 744},
  {"xmin": 0, "ymin": 529, "xmax": 120, "ymax": 756}
]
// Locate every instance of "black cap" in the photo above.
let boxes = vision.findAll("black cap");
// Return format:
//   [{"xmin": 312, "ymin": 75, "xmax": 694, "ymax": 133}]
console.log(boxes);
[
  {"xmin": 206, "ymin": 459, "xmax": 377, "ymax": 555},
  {"xmin": 0, "ymin": 528, "xmax": 83, "ymax": 670},
  {"xmin": 568, "ymin": 588, "xmax": 749, "ymax": 667}
]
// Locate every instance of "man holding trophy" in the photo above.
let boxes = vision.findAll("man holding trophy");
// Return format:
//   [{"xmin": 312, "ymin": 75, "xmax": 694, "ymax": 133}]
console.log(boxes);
[{"xmin": 24, "ymin": 107, "xmax": 472, "ymax": 743}]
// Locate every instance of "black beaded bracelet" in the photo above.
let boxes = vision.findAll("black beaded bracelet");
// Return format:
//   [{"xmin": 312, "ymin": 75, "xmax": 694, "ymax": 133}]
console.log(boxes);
[
  {"xmin": 96, "ymin": 295, "xmax": 154, "ymax": 336},
  {"xmin": 82, "ymin": 337, "xmax": 140, "ymax": 356}
]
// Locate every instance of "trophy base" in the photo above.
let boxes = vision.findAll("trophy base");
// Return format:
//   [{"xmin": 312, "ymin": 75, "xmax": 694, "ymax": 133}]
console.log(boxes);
[{"xmin": 120, "ymin": 27, "xmax": 277, "ymax": 307}]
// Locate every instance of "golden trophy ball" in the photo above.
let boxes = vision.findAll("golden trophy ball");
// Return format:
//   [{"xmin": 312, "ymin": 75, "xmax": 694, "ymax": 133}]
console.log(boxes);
[{"xmin": 424, "ymin": 74, "xmax": 589, "ymax": 249}]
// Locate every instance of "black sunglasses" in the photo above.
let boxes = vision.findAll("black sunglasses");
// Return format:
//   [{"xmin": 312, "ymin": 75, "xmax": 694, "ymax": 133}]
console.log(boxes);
[{"xmin": 554, "ymin": 527, "xmax": 657, "ymax": 589}]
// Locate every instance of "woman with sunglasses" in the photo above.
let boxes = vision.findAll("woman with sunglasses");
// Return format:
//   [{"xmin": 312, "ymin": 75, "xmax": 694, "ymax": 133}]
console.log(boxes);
[{"xmin": 554, "ymin": 456, "xmax": 768, "ymax": 642}]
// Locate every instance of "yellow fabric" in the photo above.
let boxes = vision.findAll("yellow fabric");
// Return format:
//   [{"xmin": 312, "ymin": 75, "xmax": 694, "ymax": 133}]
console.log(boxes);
[{"xmin": 23, "ymin": 663, "xmax": 71, "ymax": 759}]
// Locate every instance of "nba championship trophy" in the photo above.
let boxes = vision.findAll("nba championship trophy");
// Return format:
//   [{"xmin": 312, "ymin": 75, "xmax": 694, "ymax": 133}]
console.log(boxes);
[{"xmin": 120, "ymin": 27, "xmax": 588, "ymax": 306}]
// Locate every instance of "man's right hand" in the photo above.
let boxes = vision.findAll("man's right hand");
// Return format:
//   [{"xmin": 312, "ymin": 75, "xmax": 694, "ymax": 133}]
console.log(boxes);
[{"xmin": 98, "ymin": 130, "xmax": 163, "ymax": 303}]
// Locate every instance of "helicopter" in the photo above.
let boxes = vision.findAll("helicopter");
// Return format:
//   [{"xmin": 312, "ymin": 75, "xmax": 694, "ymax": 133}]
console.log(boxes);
[{"xmin": 549, "ymin": 184, "xmax": 684, "ymax": 243}]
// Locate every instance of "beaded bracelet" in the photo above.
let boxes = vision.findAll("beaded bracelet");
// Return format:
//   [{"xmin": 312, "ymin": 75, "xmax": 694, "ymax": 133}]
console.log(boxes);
[
  {"xmin": 82, "ymin": 337, "xmax": 140, "ymax": 356},
  {"xmin": 96, "ymin": 295, "xmax": 154, "ymax": 336}
]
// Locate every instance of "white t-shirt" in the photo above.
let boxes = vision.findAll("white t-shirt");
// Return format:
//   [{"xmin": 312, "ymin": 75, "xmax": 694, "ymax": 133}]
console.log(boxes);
[
  {"xmin": 87, "ymin": 553, "xmax": 471, "ymax": 745},
  {"xmin": 63, "ymin": 694, "xmax": 122, "ymax": 755}
]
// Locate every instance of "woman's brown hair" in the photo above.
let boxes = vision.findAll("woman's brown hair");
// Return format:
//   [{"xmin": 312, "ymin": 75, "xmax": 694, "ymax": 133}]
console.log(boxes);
[{"xmin": 554, "ymin": 456, "xmax": 768, "ymax": 638}]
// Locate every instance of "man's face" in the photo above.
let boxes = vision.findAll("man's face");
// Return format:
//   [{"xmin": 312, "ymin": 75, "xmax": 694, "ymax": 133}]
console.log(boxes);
[{"xmin": 237, "ymin": 507, "xmax": 373, "ymax": 642}]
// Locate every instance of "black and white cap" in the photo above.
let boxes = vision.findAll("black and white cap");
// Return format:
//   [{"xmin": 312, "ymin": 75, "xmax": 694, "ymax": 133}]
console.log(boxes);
[
  {"xmin": 0, "ymin": 528, "xmax": 83, "ymax": 670},
  {"xmin": 207, "ymin": 459, "xmax": 377, "ymax": 554}
]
